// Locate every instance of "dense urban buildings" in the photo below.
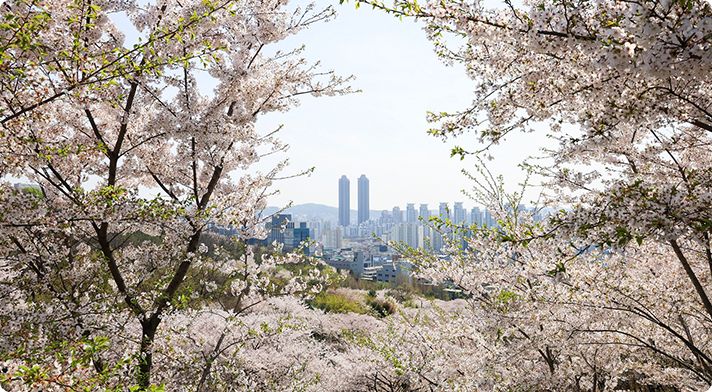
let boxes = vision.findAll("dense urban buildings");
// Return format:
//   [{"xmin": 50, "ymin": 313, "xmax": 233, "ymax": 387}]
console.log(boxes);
[
  {"xmin": 338, "ymin": 175, "xmax": 350, "ymax": 227},
  {"xmin": 357, "ymin": 175, "xmax": 369, "ymax": 225},
  {"xmin": 250, "ymin": 180, "xmax": 552, "ymax": 286},
  {"xmin": 265, "ymin": 214, "xmax": 310, "ymax": 254},
  {"xmin": 258, "ymin": 178, "xmax": 544, "ymax": 258},
  {"xmin": 251, "ymin": 175, "xmax": 550, "ymax": 284}
]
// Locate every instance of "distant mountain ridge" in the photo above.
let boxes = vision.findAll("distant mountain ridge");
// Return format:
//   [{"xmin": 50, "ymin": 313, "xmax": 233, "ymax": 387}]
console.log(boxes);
[{"xmin": 264, "ymin": 203, "xmax": 382, "ymax": 223}]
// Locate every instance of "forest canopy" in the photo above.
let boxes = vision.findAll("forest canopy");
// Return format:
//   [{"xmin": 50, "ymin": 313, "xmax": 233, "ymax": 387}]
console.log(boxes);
[{"xmin": 2, "ymin": 0, "xmax": 712, "ymax": 390}]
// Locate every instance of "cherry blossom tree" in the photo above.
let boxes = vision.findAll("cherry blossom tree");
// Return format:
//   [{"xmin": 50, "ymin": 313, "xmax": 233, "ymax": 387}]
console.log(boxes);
[
  {"xmin": 356, "ymin": 0, "xmax": 712, "ymax": 144},
  {"xmin": 375, "ymin": 182, "xmax": 710, "ymax": 390},
  {"xmin": 349, "ymin": 0, "xmax": 712, "ymax": 388},
  {"xmin": 0, "ymin": 0, "xmax": 352, "ymax": 390}
]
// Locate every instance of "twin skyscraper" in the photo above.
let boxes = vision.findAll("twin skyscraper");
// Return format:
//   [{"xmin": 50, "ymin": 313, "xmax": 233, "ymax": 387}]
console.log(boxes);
[{"xmin": 338, "ymin": 175, "xmax": 369, "ymax": 227}]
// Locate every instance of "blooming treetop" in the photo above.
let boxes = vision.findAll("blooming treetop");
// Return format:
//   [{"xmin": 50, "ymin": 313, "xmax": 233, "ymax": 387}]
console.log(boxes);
[
  {"xmin": 0, "ymin": 0, "xmax": 351, "ymax": 390},
  {"xmin": 356, "ymin": 1, "xmax": 712, "ymax": 385},
  {"xmin": 357, "ymin": 0, "xmax": 712, "ymax": 144},
  {"xmin": 386, "ymin": 189, "xmax": 712, "ymax": 390}
]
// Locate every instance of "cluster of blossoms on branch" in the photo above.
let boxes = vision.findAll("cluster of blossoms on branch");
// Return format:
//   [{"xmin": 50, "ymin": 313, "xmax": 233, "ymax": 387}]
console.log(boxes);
[
  {"xmin": 4, "ymin": 0, "xmax": 712, "ymax": 390},
  {"xmin": 338, "ymin": 0, "xmax": 712, "ymax": 388},
  {"xmin": 0, "ymin": 0, "xmax": 353, "ymax": 389},
  {"xmin": 392, "ymin": 200, "xmax": 711, "ymax": 390}
]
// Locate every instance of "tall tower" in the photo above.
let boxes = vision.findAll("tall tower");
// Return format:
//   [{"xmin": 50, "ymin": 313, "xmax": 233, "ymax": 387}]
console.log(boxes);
[
  {"xmin": 339, "ymin": 175, "xmax": 350, "ymax": 227},
  {"xmin": 470, "ymin": 207, "xmax": 482, "ymax": 226},
  {"xmin": 439, "ymin": 202, "xmax": 449, "ymax": 220},
  {"xmin": 453, "ymin": 202, "xmax": 466, "ymax": 224},
  {"xmin": 406, "ymin": 203, "xmax": 417, "ymax": 223},
  {"xmin": 419, "ymin": 204, "xmax": 430, "ymax": 220},
  {"xmin": 392, "ymin": 206, "xmax": 403, "ymax": 223},
  {"xmin": 358, "ymin": 174, "xmax": 369, "ymax": 224}
]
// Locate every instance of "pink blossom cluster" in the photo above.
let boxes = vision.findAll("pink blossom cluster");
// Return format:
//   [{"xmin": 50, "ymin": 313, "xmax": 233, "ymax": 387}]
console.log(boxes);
[{"xmin": 0, "ymin": 0, "xmax": 352, "ymax": 389}]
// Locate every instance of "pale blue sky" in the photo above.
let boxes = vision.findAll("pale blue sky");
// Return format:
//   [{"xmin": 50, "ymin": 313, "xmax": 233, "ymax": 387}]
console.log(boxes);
[
  {"xmin": 107, "ymin": 0, "xmax": 549, "ymax": 210},
  {"xmin": 254, "ymin": 0, "xmax": 548, "ymax": 210}
]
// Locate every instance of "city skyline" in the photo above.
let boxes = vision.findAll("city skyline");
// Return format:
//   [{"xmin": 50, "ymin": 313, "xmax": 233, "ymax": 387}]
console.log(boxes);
[
  {"xmin": 334, "ymin": 174, "xmax": 498, "ymax": 226},
  {"xmin": 109, "ymin": 0, "xmax": 551, "ymax": 210},
  {"xmin": 252, "ymin": 0, "xmax": 550, "ymax": 211}
]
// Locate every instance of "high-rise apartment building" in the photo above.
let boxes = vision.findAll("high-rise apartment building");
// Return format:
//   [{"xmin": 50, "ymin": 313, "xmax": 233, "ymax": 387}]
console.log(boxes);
[
  {"xmin": 406, "ymin": 203, "xmax": 417, "ymax": 223},
  {"xmin": 392, "ymin": 206, "xmax": 403, "ymax": 224},
  {"xmin": 321, "ymin": 226, "xmax": 343, "ymax": 250},
  {"xmin": 439, "ymin": 202, "xmax": 449, "ymax": 220},
  {"xmin": 484, "ymin": 209, "xmax": 493, "ymax": 226},
  {"xmin": 338, "ymin": 175, "xmax": 350, "ymax": 227},
  {"xmin": 358, "ymin": 174, "xmax": 369, "ymax": 225},
  {"xmin": 380, "ymin": 210, "xmax": 391, "ymax": 225},
  {"xmin": 453, "ymin": 202, "xmax": 466, "ymax": 224},
  {"xmin": 470, "ymin": 207, "xmax": 482, "ymax": 225},
  {"xmin": 419, "ymin": 204, "xmax": 430, "ymax": 220}
]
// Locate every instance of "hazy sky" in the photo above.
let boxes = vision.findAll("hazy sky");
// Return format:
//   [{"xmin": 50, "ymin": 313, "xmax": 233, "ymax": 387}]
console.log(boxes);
[
  {"xmin": 108, "ymin": 0, "xmax": 550, "ymax": 211},
  {"xmin": 253, "ymin": 0, "xmax": 550, "ymax": 211}
]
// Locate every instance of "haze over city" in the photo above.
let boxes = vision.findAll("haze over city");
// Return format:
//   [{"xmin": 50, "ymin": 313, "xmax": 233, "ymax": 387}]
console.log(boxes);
[
  {"xmin": 106, "ymin": 0, "xmax": 552, "ymax": 209},
  {"xmin": 253, "ymin": 0, "xmax": 552, "ymax": 210},
  {"xmin": 4, "ymin": 0, "xmax": 711, "ymax": 389}
]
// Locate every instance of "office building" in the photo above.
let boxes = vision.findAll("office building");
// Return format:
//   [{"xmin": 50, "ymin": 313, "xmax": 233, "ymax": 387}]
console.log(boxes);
[
  {"xmin": 293, "ymin": 222, "xmax": 310, "ymax": 254},
  {"xmin": 339, "ymin": 175, "xmax": 350, "ymax": 227},
  {"xmin": 266, "ymin": 214, "xmax": 310, "ymax": 254},
  {"xmin": 267, "ymin": 214, "xmax": 291, "ymax": 246},
  {"xmin": 358, "ymin": 174, "xmax": 369, "ymax": 224}
]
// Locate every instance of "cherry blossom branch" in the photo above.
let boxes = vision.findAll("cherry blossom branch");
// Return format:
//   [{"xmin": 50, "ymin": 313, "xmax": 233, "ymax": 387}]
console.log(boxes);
[
  {"xmin": 575, "ymin": 328, "xmax": 711, "ymax": 383},
  {"xmin": 146, "ymin": 166, "xmax": 178, "ymax": 201},
  {"xmin": 0, "ymin": 0, "xmax": 236, "ymax": 126},
  {"xmin": 669, "ymin": 239, "xmax": 712, "ymax": 321}
]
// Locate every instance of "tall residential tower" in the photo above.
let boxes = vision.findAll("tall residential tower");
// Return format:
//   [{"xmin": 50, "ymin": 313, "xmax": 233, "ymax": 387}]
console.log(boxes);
[
  {"xmin": 406, "ymin": 203, "xmax": 417, "ymax": 223},
  {"xmin": 339, "ymin": 175, "xmax": 350, "ymax": 227},
  {"xmin": 439, "ymin": 202, "xmax": 449, "ymax": 220},
  {"xmin": 419, "ymin": 204, "xmax": 430, "ymax": 220},
  {"xmin": 453, "ymin": 202, "xmax": 466, "ymax": 224},
  {"xmin": 357, "ymin": 175, "xmax": 369, "ymax": 224}
]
